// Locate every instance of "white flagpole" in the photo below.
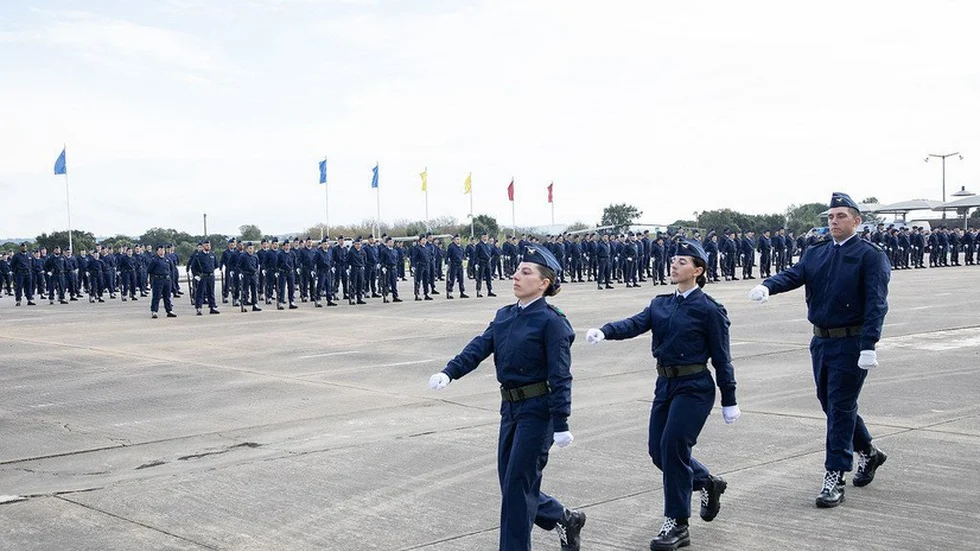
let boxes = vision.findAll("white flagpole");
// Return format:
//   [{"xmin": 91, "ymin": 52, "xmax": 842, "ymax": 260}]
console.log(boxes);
[
  {"xmin": 63, "ymin": 144, "xmax": 73, "ymax": 252},
  {"xmin": 322, "ymin": 157, "xmax": 329, "ymax": 241}
]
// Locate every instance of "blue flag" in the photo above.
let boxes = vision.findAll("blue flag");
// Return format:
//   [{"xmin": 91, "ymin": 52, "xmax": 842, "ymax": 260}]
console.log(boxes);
[
  {"xmin": 319, "ymin": 159, "xmax": 327, "ymax": 184},
  {"xmin": 54, "ymin": 148, "xmax": 67, "ymax": 175},
  {"xmin": 371, "ymin": 163, "xmax": 379, "ymax": 189}
]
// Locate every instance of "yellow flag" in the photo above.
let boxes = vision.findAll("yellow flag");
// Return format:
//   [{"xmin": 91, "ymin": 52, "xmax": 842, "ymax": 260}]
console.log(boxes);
[
  {"xmin": 463, "ymin": 172, "xmax": 472, "ymax": 194},
  {"xmin": 420, "ymin": 168, "xmax": 428, "ymax": 192}
]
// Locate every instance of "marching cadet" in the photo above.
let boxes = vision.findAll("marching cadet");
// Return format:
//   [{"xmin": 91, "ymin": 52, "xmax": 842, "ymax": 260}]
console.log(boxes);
[
  {"xmin": 703, "ymin": 232, "xmax": 720, "ymax": 282},
  {"xmin": 314, "ymin": 238, "xmax": 338, "ymax": 307},
  {"xmin": 220, "ymin": 238, "xmax": 238, "ymax": 305},
  {"xmin": 465, "ymin": 236, "xmax": 478, "ymax": 280},
  {"xmin": 276, "ymin": 239, "xmax": 299, "ymax": 310},
  {"xmin": 491, "ymin": 236, "xmax": 505, "ymax": 280},
  {"xmin": 651, "ymin": 235, "xmax": 667, "ymax": 285},
  {"xmin": 238, "ymin": 242, "xmax": 261, "ymax": 311},
  {"xmin": 136, "ymin": 244, "xmax": 150, "ymax": 296},
  {"xmin": 950, "ymin": 228, "xmax": 962, "ymax": 266},
  {"xmin": 445, "ymin": 234, "xmax": 469, "ymax": 299},
  {"xmin": 262, "ymin": 238, "xmax": 279, "ymax": 304},
  {"xmin": 363, "ymin": 235, "xmax": 381, "ymax": 298},
  {"xmin": 190, "ymin": 240, "xmax": 220, "ymax": 315},
  {"xmin": 31, "ymin": 249, "xmax": 45, "ymax": 298},
  {"xmin": 964, "ymin": 228, "xmax": 976, "ymax": 265},
  {"xmin": 587, "ymin": 239, "xmax": 739, "ymax": 551},
  {"xmin": 166, "ymin": 244, "xmax": 182, "ymax": 297},
  {"xmin": 43, "ymin": 246, "xmax": 68, "ymax": 304},
  {"xmin": 749, "ymin": 192, "xmax": 889, "ymax": 508},
  {"xmin": 103, "ymin": 246, "xmax": 118, "ymax": 299},
  {"xmin": 380, "ymin": 236, "xmax": 402, "ymax": 303},
  {"xmin": 785, "ymin": 229, "xmax": 796, "ymax": 268},
  {"xmin": 623, "ymin": 233, "xmax": 640, "ymax": 288},
  {"xmin": 65, "ymin": 248, "xmax": 79, "ymax": 300},
  {"xmin": 772, "ymin": 228, "xmax": 786, "ymax": 272},
  {"xmin": 298, "ymin": 236, "xmax": 317, "ymax": 302},
  {"xmin": 502, "ymin": 235, "xmax": 517, "ymax": 277},
  {"xmin": 411, "ymin": 234, "xmax": 433, "ymax": 301},
  {"xmin": 428, "ymin": 245, "xmax": 586, "ymax": 551},
  {"xmin": 147, "ymin": 244, "xmax": 177, "ymax": 319}
]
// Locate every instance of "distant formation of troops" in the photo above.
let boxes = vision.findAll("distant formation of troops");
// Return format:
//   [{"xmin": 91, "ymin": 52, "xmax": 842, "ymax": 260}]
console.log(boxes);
[{"xmin": 2, "ymin": 224, "xmax": 976, "ymax": 316}]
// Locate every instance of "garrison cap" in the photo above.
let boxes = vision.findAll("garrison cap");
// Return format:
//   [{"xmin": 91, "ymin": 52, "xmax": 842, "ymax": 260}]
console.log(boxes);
[
  {"xmin": 228, "ymin": 238, "xmax": 235, "ymax": 244},
  {"xmin": 197, "ymin": 241, "xmax": 203, "ymax": 246},
  {"xmin": 674, "ymin": 239, "xmax": 709, "ymax": 264},
  {"xmin": 830, "ymin": 192, "xmax": 860, "ymax": 211},
  {"xmin": 522, "ymin": 245, "xmax": 563, "ymax": 291},
  {"xmin": 156, "ymin": 243, "xmax": 166, "ymax": 250},
  {"xmin": 271, "ymin": 237, "xmax": 279, "ymax": 243},
  {"xmin": 202, "ymin": 240, "xmax": 210, "ymax": 245},
  {"xmin": 305, "ymin": 236, "xmax": 312, "ymax": 241}
]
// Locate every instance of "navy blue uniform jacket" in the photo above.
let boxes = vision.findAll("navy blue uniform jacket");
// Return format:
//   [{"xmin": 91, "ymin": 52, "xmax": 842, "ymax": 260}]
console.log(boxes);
[
  {"xmin": 762, "ymin": 237, "xmax": 890, "ymax": 351},
  {"xmin": 442, "ymin": 299, "xmax": 575, "ymax": 432}
]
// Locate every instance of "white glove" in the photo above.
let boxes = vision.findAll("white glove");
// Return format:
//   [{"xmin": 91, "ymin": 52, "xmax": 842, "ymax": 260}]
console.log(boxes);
[
  {"xmin": 722, "ymin": 405, "xmax": 741, "ymax": 424},
  {"xmin": 858, "ymin": 350, "xmax": 878, "ymax": 370},
  {"xmin": 46, "ymin": 272, "xmax": 52, "ymax": 276},
  {"xmin": 261, "ymin": 269, "xmax": 267, "ymax": 276},
  {"xmin": 311, "ymin": 271, "xmax": 316, "ymax": 277},
  {"xmin": 586, "ymin": 328, "xmax": 605, "ymax": 344},
  {"xmin": 553, "ymin": 431, "xmax": 573, "ymax": 448},
  {"xmin": 428, "ymin": 372, "xmax": 451, "ymax": 390},
  {"xmin": 748, "ymin": 284, "xmax": 769, "ymax": 303},
  {"xmin": 194, "ymin": 275, "xmax": 201, "ymax": 282}
]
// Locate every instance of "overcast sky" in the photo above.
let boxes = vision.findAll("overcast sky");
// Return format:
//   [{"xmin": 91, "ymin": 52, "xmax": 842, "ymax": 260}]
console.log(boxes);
[{"xmin": 2, "ymin": 0, "xmax": 979, "ymax": 238}]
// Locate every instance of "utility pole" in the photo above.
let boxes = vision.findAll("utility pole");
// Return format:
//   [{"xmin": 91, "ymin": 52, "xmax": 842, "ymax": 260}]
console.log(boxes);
[{"xmin": 926, "ymin": 152, "xmax": 963, "ymax": 218}]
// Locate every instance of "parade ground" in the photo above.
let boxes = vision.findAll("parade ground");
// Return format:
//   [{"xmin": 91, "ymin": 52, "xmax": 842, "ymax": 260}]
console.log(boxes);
[{"xmin": 2, "ymin": 268, "xmax": 979, "ymax": 551}]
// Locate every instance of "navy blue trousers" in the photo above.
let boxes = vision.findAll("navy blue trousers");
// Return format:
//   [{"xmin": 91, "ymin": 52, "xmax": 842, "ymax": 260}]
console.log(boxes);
[
  {"xmin": 446, "ymin": 264, "xmax": 465, "ymax": 293},
  {"xmin": 383, "ymin": 266, "xmax": 398, "ymax": 298},
  {"xmin": 150, "ymin": 277, "xmax": 173, "ymax": 313},
  {"xmin": 498, "ymin": 395, "xmax": 564, "ymax": 551},
  {"xmin": 649, "ymin": 372, "xmax": 715, "ymax": 520},
  {"xmin": 277, "ymin": 271, "xmax": 295, "ymax": 304},
  {"xmin": 195, "ymin": 275, "xmax": 216, "ymax": 309},
  {"xmin": 316, "ymin": 270, "xmax": 334, "ymax": 301},
  {"xmin": 810, "ymin": 336, "xmax": 872, "ymax": 472}
]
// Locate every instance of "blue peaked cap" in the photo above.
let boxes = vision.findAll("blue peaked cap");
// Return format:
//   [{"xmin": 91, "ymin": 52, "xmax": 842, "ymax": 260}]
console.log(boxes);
[{"xmin": 522, "ymin": 245, "xmax": 563, "ymax": 291}]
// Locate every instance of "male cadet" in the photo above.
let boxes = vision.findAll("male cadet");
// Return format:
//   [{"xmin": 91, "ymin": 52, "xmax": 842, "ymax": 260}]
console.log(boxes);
[
  {"xmin": 11, "ymin": 243, "xmax": 36, "ymax": 306},
  {"xmin": 314, "ymin": 238, "xmax": 338, "ymax": 307},
  {"xmin": 704, "ymin": 231, "xmax": 720, "ymax": 282},
  {"xmin": 424, "ymin": 233, "xmax": 440, "ymax": 294},
  {"xmin": 475, "ymin": 231, "xmax": 496, "ymax": 298},
  {"xmin": 103, "ymin": 246, "xmax": 118, "ymax": 299},
  {"xmin": 87, "ymin": 250, "xmax": 106, "ymax": 303},
  {"xmin": 379, "ymin": 236, "xmax": 402, "ymax": 303},
  {"xmin": 31, "ymin": 249, "xmax": 45, "ymax": 298},
  {"xmin": 445, "ymin": 234, "xmax": 469, "ymax": 299},
  {"xmin": 276, "ymin": 239, "xmax": 299, "ymax": 309},
  {"xmin": 720, "ymin": 230, "xmax": 736, "ymax": 281},
  {"xmin": 465, "ymin": 236, "xmax": 477, "ymax": 280},
  {"xmin": 395, "ymin": 241, "xmax": 408, "ymax": 280},
  {"xmin": 256, "ymin": 239, "xmax": 268, "ymax": 299},
  {"xmin": 347, "ymin": 237, "xmax": 367, "ymax": 305},
  {"xmin": 363, "ymin": 235, "xmax": 381, "ymax": 298},
  {"xmin": 749, "ymin": 192, "xmax": 889, "ymax": 508},
  {"xmin": 949, "ymin": 228, "xmax": 962, "ymax": 266},
  {"xmin": 569, "ymin": 234, "xmax": 583, "ymax": 282},
  {"xmin": 596, "ymin": 233, "xmax": 613, "ymax": 289},
  {"xmin": 262, "ymin": 238, "xmax": 279, "ymax": 303},
  {"xmin": 757, "ymin": 229, "xmax": 772, "ymax": 278},
  {"xmin": 501, "ymin": 235, "xmax": 516, "ymax": 277},
  {"xmin": 785, "ymin": 229, "xmax": 796, "ymax": 268},
  {"xmin": 739, "ymin": 230, "xmax": 756, "ymax": 279},
  {"xmin": 772, "ymin": 227, "xmax": 786, "ymax": 272},
  {"xmin": 0, "ymin": 252, "xmax": 12, "ymax": 296},
  {"xmin": 331, "ymin": 235, "xmax": 349, "ymax": 300},
  {"xmin": 237, "ymin": 242, "xmax": 261, "ymax": 311},
  {"xmin": 622, "ymin": 232, "xmax": 639, "ymax": 287},
  {"xmin": 43, "ymin": 246, "xmax": 69, "ymax": 304},
  {"xmin": 298, "ymin": 236, "xmax": 316, "ymax": 301},
  {"xmin": 190, "ymin": 240, "xmax": 220, "ymax": 315},
  {"xmin": 147, "ymin": 244, "xmax": 177, "ymax": 319},
  {"xmin": 963, "ymin": 228, "xmax": 976, "ymax": 266},
  {"xmin": 136, "ymin": 244, "xmax": 150, "ymax": 296},
  {"xmin": 898, "ymin": 228, "xmax": 911, "ymax": 269},
  {"xmin": 490, "ymin": 236, "xmax": 505, "ymax": 280},
  {"xmin": 651, "ymin": 234, "xmax": 667, "ymax": 284},
  {"xmin": 220, "ymin": 238, "xmax": 237, "ymax": 305},
  {"xmin": 411, "ymin": 234, "xmax": 433, "ymax": 301}
]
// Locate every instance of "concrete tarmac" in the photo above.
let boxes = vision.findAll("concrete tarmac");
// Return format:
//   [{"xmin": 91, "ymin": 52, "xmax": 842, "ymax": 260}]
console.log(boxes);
[{"xmin": 2, "ymin": 267, "xmax": 979, "ymax": 550}]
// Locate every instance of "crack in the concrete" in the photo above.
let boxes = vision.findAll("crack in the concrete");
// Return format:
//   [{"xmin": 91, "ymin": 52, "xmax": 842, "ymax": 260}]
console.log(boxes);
[
  {"xmin": 135, "ymin": 460, "xmax": 167, "ymax": 470},
  {"xmin": 177, "ymin": 442, "xmax": 261, "ymax": 461}
]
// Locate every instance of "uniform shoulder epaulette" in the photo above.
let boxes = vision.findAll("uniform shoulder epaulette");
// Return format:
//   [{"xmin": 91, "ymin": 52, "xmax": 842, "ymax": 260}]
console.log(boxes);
[
  {"xmin": 810, "ymin": 239, "xmax": 831, "ymax": 248},
  {"xmin": 654, "ymin": 293, "xmax": 673, "ymax": 299},
  {"xmin": 702, "ymin": 292, "xmax": 725, "ymax": 308},
  {"xmin": 548, "ymin": 304, "xmax": 566, "ymax": 317}
]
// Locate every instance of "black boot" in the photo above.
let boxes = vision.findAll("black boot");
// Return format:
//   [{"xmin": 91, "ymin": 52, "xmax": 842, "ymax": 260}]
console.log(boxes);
[
  {"xmin": 853, "ymin": 445, "xmax": 887, "ymax": 487},
  {"xmin": 699, "ymin": 475, "xmax": 727, "ymax": 522},
  {"xmin": 166, "ymin": 311, "xmax": 177, "ymax": 318},
  {"xmin": 252, "ymin": 305, "xmax": 262, "ymax": 312},
  {"xmin": 209, "ymin": 308, "xmax": 220, "ymax": 314},
  {"xmin": 650, "ymin": 517, "xmax": 689, "ymax": 551},
  {"xmin": 459, "ymin": 293, "xmax": 469, "ymax": 298},
  {"xmin": 555, "ymin": 508, "xmax": 586, "ymax": 551},
  {"xmin": 815, "ymin": 471, "xmax": 845, "ymax": 508},
  {"xmin": 392, "ymin": 297, "xmax": 403, "ymax": 303}
]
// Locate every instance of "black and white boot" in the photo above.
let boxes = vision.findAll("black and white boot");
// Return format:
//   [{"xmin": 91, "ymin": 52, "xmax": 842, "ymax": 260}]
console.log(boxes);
[
  {"xmin": 853, "ymin": 444, "xmax": 887, "ymax": 487},
  {"xmin": 554, "ymin": 508, "xmax": 586, "ymax": 551},
  {"xmin": 650, "ymin": 517, "xmax": 690, "ymax": 551},
  {"xmin": 699, "ymin": 475, "xmax": 727, "ymax": 522},
  {"xmin": 815, "ymin": 470, "xmax": 845, "ymax": 508}
]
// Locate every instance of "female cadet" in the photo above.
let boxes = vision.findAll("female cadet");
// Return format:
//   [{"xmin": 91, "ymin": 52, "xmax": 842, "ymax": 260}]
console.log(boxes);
[
  {"xmin": 428, "ymin": 246, "xmax": 586, "ymax": 551},
  {"xmin": 586, "ymin": 240, "xmax": 740, "ymax": 551}
]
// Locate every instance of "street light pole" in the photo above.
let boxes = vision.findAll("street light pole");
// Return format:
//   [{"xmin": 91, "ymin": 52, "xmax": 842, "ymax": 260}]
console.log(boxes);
[{"xmin": 926, "ymin": 152, "xmax": 962, "ymax": 218}]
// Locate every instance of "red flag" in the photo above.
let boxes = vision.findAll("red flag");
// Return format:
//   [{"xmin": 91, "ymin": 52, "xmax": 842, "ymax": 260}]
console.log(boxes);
[
  {"xmin": 547, "ymin": 182, "xmax": 553, "ymax": 203},
  {"xmin": 507, "ymin": 178, "xmax": 514, "ymax": 201}
]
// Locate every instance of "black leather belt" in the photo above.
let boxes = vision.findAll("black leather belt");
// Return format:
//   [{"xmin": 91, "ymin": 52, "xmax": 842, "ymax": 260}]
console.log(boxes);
[
  {"xmin": 813, "ymin": 325, "xmax": 862, "ymax": 338},
  {"xmin": 500, "ymin": 381, "xmax": 549, "ymax": 402},
  {"xmin": 657, "ymin": 364, "xmax": 707, "ymax": 378}
]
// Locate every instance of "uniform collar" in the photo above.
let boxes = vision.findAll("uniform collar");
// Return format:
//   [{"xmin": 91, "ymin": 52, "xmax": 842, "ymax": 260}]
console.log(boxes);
[
  {"xmin": 833, "ymin": 233, "xmax": 857, "ymax": 247},
  {"xmin": 675, "ymin": 286, "xmax": 700, "ymax": 299},
  {"xmin": 517, "ymin": 296, "xmax": 543, "ymax": 310}
]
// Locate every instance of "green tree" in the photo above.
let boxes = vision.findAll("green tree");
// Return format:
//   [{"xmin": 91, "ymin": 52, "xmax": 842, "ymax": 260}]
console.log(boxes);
[
  {"xmin": 566, "ymin": 221, "xmax": 590, "ymax": 232},
  {"xmin": 35, "ymin": 230, "xmax": 96, "ymax": 252},
  {"xmin": 100, "ymin": 234, "xmax": 136, "ymax": 249},
  {"xmin": 785, "ymin": 202, "xmax": 829, "ymax": 234},
  {"xmin": 471, "ymin": 214, "xmax": 500, "ymax": 238},
  {"xmin": 238, "ymin": 224, "xmax": 263, "ymax": 241},
  {"xmin": 600, "ymin": 203, "xmax": 643, "ymax": 229}
]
